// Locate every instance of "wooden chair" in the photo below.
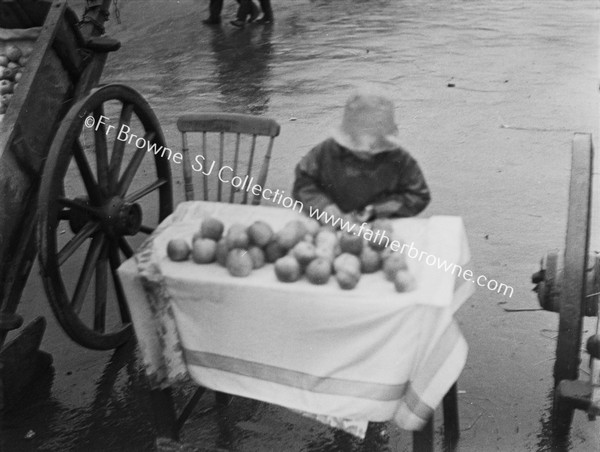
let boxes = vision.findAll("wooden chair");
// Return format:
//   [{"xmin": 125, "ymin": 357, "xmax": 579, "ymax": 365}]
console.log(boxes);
[
  {"xmin": 177, "ymin": 112, "xmax": 281, "ymax": 205},
  {"xmin": 150, "ymin": 112, "xmax": 281, "ymax": 442}
]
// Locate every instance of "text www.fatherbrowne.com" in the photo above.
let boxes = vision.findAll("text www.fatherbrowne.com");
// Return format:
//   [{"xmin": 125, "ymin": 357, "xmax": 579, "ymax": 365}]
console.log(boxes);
[
  {"xmin": 309, "ymin": 205, "xmax": 514, "ymax": 298},
  {"xmin": 85, "ymin": 113, "xmax": 512, "ymax": 298}
]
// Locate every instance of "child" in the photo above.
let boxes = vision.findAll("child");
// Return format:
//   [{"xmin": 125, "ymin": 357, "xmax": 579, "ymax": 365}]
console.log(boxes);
[{"xmin": 292, "ymin": 87, "xmax": 431, "ymax": 225}]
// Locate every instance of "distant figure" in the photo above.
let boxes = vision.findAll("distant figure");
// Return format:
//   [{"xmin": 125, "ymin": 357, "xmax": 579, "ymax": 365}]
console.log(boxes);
[
  {"xmin": 293, "ymin": 87, "xmax": 431, "ymax": 224},
  {"xmin": 203, "ymin": 0, "xmax": 260, "ymax": 25},
  {"xmin": 231, "ymin": 0, "xmax": 273, "ymax": 27}
]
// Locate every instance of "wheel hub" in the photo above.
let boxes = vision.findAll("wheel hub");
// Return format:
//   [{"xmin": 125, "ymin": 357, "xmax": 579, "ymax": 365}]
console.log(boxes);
[
  {"xmin": 68, "ymin": 196, "xmax": 142, "ymax": 237},
  {"xmin": 533, "ymin": 250, "xmax": 600, "ymax": 317},
  {"xmin": 103, "ymin": 196, "xmax": 143, "ymax": 236}
]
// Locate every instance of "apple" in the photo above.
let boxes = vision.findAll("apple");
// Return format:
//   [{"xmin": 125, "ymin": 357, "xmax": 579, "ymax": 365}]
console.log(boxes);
[
  {"xmin": 5, "ymin": 45, "xmax": 22, "ymax": 63},
  {"xmin": 394, "ymin": 270, "xmax": 417, "ymax": 293},
  {"xmin": 336, "ymin": 271, "xmax": 360, "ymax": 290},
  {"xmin": 191, "ymin": 238, "xmax": 217, "ymax": 264},
  {"xmin": 274, "ymin": 255, "xmax": 301, "ymax": 282},
  {"xmin": 167, "ymin": 239, "xmax": 191, "ymax": 261},
  {"xmin": 0, "ymin": 80, "xmax": 13, "ymax": 95}
]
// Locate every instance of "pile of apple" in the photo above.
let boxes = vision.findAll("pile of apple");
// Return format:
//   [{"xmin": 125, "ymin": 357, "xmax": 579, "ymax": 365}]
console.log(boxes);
[
  {"xmin": 0, "ymin": 44, "xmax": 29, "ymax": 119},
  {"xmin": 166, "ymin": 217, "xmax": 416, "ymax": 293}
]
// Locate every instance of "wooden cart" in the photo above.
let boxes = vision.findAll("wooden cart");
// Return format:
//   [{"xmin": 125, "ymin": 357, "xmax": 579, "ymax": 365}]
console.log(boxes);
[
  {"xmin": 532, "ymin": 133, "xmax": 600, "ymax": 438},
  {"xmin": 0, "ymin": 0, "xmax": 173, "ymax": 360}
]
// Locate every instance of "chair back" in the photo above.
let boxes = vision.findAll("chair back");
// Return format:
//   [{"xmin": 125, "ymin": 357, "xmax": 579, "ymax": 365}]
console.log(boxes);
[{"xmin": 177, "ymin": 113, "xmax": 281, "ymax": 204}]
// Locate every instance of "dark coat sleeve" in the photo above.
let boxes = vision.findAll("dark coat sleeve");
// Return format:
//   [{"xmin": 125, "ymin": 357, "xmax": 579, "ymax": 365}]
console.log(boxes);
[
  {"xmin": 371, "ymin": 153, "xmax": 431, "ymax": 218},
  {"xmin": 292, "ymin": 146, "xmax": 334, "ymax": 213}
]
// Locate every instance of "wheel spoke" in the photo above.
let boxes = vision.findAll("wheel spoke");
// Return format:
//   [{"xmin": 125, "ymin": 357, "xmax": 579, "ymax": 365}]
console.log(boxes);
[
  {"xmin": 58, "ymin": 197, "xmax": 102, "ymax": 219},
  {"xmin": 125, "ymin": 178, "xmax": 167, "ymax": 203},
  {"xmin": 71, "ymin": 234, "xmax": 106, "ymax": 315},
  {"xmin": 94, "ymin": 245, "xmax": 108, "ymax": 333},
  {"xmin": 73, "ymin": 139, "xmax": 103, "ymax": 205},
  {"xmin": 139, "ymin": 225, "xmax": 154, "ymax": 234},
  {"xmin": 118, "ymin": 237, "xmax": 134, "ymax": 258},
  {"xmin": 58, "ymin": 221, "xmax": 100, "ymax": 266},
  {"xmin": 58, "ymin": 209, "xmax": 71, "ymax": 221},
  {"xmin": 109, "ymin": 103, "xmax": 134, "ymax": 188},
  {"xmin": 109, "ymin": 243, "xmax": 131, "ymax": 324},
  {"xmin": 117, "ymin": 131, "xmax": 156, "ymax": 197},
  {"xmin": 94, "ymin": 107, "xmax": 110, "ymax": 193}
]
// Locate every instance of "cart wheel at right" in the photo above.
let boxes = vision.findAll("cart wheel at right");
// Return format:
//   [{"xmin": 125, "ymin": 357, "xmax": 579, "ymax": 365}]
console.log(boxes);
[
  {"xmin": 38, "ymin": 84, "xmax": 173, "ymax": 350},
  {"xmin": 551, "ymin": 133, "xmax": 594, "ymax": 435}
]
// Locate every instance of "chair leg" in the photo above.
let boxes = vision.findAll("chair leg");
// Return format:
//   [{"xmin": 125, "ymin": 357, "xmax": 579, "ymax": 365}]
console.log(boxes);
[
  {"xmin": 215, "ymin": 391, "xmax": 234, "ymax": 407},
  {"xmin": 442, "ymin": 383, "xmax": 460, "ymax": 450},
  {"xmin": 174, "ymin": 386, "xmax": 207, "ymax": 434},
  {"xmin": 413, "ymin": 417, "xmax": 434, "ymax": 452}
]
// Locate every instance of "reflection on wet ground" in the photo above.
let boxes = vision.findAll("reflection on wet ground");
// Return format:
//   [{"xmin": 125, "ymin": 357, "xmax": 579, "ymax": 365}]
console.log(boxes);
[
  {"xmin": 2, "ymin": 340, "xmax": 156, "ymax": 451},
  {"xmin": 2, "ymin": 0, "xmax": 600, "ymax": 450}
]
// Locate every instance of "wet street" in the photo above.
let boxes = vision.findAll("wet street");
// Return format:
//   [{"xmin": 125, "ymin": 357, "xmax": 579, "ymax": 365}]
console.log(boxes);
[{"xmin": 2, "ymin": 0, "xmax": 600, "ymax": 450}]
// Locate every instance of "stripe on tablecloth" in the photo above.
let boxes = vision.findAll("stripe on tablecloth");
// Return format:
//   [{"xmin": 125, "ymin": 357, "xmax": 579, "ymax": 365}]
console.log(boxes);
[
  {"xmin": 404, "ymin": 385, "xmax": 434, "ymax": 422},
  {"xmin": 184, "ymin": 349, "xmax": 408, "ymax": 401}
]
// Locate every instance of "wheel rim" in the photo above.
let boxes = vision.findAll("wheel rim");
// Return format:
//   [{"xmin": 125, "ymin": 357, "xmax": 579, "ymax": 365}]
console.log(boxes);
[
  {"xmin": 551, "ymin": 133, "xmax": 593, "ymax": 434},
  {"xmin": 553, "ymin": 134, "xmax": 593, "ymax": 385},
  {"xmin": 38, "ymin": 84, "xmax": 173, "ymax": 350}
]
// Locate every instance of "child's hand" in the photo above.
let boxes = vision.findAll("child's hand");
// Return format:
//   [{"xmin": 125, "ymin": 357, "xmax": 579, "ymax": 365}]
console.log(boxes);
[
  {"xmin": 321, "ymin": 204, "xmax": 344, "ymax": 225},
  {"xmin": 320, "ymin": 204, "xmax": 357, "ymax": 229},
  {"xmin": 355, "ymin": 205, "xmax": 375, "ymax": 223}
]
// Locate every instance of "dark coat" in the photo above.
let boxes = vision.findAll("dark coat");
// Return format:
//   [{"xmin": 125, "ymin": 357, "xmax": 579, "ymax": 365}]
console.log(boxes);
[{"xmin": 292, "ymin": 138, "xmax": 431, "ymax": 218}]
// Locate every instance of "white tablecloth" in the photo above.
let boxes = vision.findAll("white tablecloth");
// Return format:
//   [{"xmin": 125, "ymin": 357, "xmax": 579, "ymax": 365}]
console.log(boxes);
[{"xmin": 118, "ymin": 201, "xmax": 474, "ymax": 435}]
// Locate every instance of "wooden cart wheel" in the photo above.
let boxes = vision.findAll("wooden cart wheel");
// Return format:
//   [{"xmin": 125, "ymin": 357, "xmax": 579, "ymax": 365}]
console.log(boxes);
[
  {"xmin": 37, "ymin": 84, "xmax": 173, "ymax": 350},
  {"xmin": 551, "ymin": 133, "xmax": 594, "ymax": 435}
]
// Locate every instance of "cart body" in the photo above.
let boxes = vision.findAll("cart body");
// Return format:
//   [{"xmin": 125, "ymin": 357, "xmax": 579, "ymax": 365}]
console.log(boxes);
[
  {"xmin": 0, "ymin": 0, "xmax": 143, "ymax": 351},
  {"xmin": 0, "ymin": 1, "xmax": 83, "ymax": 344}
]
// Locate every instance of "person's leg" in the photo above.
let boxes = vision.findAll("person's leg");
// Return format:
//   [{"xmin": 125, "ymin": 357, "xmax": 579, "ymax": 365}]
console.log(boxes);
[
  {"xmin": 231, "ymin": 0, "xmax": 252, "ymax": 27},
  {"xmin": 249, "ymin": 1, "xmax": 260, "ymax": 22},
  {"xmin": 257, "ymin": 0, "xmax": 273, "ymax": 21},
  {"xmin": 204, "ymin": 0, "xmax": 223, "ymax": 24}
]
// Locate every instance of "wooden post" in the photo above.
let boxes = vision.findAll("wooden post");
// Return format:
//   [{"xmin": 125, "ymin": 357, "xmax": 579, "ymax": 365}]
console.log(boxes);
[{"xmin": 413, "ymin": 417, "xmax": 434, "ymax": 452}]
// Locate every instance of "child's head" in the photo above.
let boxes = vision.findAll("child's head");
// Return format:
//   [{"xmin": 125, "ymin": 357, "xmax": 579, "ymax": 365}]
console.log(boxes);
[{"xmin": 331, "ymin": 86, "xmax": 402, "ymax": 154}]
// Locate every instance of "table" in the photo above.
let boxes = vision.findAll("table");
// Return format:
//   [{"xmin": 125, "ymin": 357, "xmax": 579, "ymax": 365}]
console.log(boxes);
[{"xmin": 118, "ymin": 201, "xmax": 474, "ymax": 438}]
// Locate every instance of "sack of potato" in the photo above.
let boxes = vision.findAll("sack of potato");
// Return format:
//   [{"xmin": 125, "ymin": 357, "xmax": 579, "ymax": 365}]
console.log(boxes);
[
  {"xmin": 166, "ymin": 217, "xmax": 417, "ymax": 293},
  {"xmin": 0, "ymin": 27, "xmax": 38, "ymax": 121},
  {"xmin": 0, "ymin": 44, "xmax": 28, "ymax": 119}
]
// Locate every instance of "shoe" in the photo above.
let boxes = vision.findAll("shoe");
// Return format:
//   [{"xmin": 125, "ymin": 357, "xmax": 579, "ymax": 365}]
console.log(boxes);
[
  {"xmin": 230, "ymin": 19, "xmax": 245, "ymax": 28},
  {"xmin": 255, "ymin": 16, "xmax": 273, "ymax": 24},
  {"xmin": 248, "ymin": 4, "xmax": 259, "ymax": 22},
  {"xmin": 202, "ymin": 18, "xmax": 220, "ymax": 25}
]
